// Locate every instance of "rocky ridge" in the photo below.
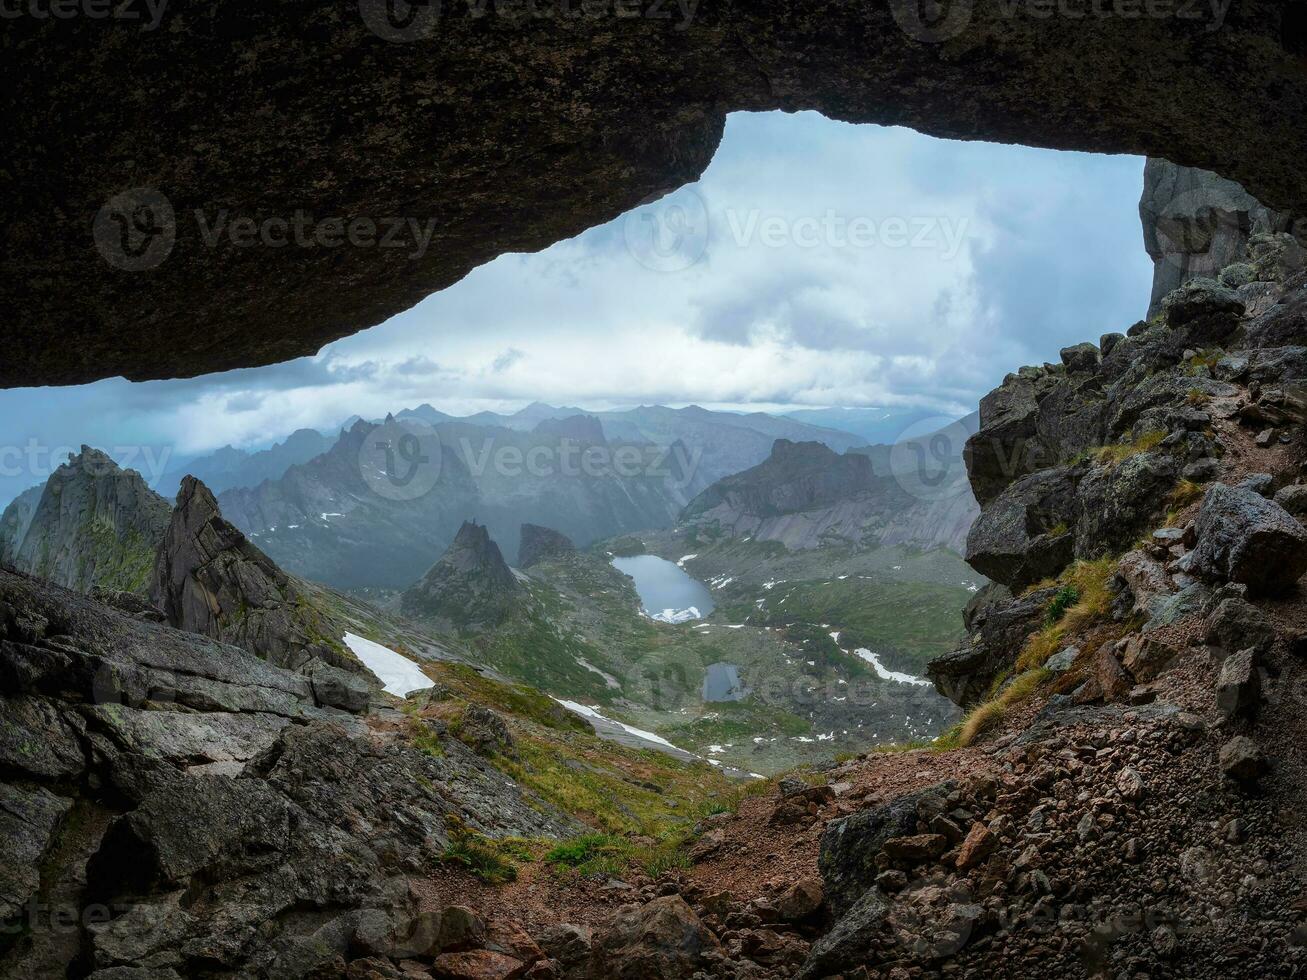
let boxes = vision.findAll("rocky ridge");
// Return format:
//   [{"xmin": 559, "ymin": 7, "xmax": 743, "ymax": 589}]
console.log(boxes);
[
  {"xmin": 0, "ymin": 567, "xmax": 578, "ymax": 979},
  {"xmin": 683, "ymin": 433, "xmax": 978, "ymax": 554},
  {"xmin": 518, "ymin": 523, "xmax": 577, "ymax": 570}
]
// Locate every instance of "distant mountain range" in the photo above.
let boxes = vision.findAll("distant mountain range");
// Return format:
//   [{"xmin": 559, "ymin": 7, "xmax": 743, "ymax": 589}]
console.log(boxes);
[
  {"xmin": 158, "ymin": 427, "xmax": 335, "ymax": 497},
  {"xmin": 163, "ymin": 403, "xmax": 869, "ymax": 506},
  {"xmin": 188, "ymin": 403, "xmax": 885, "ymax": 590}
]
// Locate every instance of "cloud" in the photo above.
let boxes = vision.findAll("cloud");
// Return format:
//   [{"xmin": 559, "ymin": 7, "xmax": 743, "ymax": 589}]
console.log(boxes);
[{"xmin": 491, "ymin": 348, "xmax": 525, "ymax": 373}]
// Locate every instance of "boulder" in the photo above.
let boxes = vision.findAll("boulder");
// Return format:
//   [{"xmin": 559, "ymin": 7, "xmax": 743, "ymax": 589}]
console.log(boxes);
[
  {"xmin": 882, "ymin": 834, "xmax": 948, "ymax": 864},
  {"xmin": 1183, "ymin": 458, "xmax": 1222, "ymax": 483},
  {"xmin": 1074, "ymin": 453, "xmax": 1180, "ymax": 559},
  {"xmin": 1272, "ymin": 483, "xmax": 1307, "ymax": 517},
  {"xmin": 1160, "ymin": 278, "xmax": 1245, "ymax": 343},
  {"xmin": 1218, "ymin": 736, "xmax": 1269, "ymax": 783},
  {"xmin": 928, "ymin": 588, "xmax": 1057, "ymax": 708},
  {"xmin": 1060, "ymin": 343, "xmax": 1101, "ymax": 373},
  {"xmin": 1184, "ymin": 484, "xmax": 1307, "ymax": 592},
  {"xmin": 1204, "ymin": 597, "xmax": 1275, "ymax": 655},
  {"xmin": 1120, "ymin": 635, "xmax": 1178, "ymax": 683},
  {"xmin": 955, "ymin": 823, "xmax": 997, "ymax": 870},
  {"xmin": 795, "ymin": 888, "xmax": 891, "ymax": 980},
  {"xmin": 536, "ymin": 924, "xmax": 592, "ymax": 970},
  {"xmin": 1215, "ymin": 649, "xmax": 1262, "ymax": 721},
  {"xmin": 587, "ymin": 896, "xmax": 722, "ymax": 980},
  {"xmin": 965, "ymin": 467, "xmax": 1079, "ymax": 591},
  {"xmin": 458, "ymin": 706, "xmax": 518, "ymax": 759},
  {"xmin": 818, "ymin": 783, "xmax": 954, "ymax": 914},
  {"xmin": 432, "ymin": 950, "xmax": 527, "ymax": 980},
  {"xmin": 963, "ymin": 374, "xmax": 1058, "ymax": 506},
  {"xmin": 1111, "ymin": 550, "xmax": 1175, "ymax": 621},
  {"xmin": 775, "ymin": 877, "xmax": 824, "ymax": 922}
]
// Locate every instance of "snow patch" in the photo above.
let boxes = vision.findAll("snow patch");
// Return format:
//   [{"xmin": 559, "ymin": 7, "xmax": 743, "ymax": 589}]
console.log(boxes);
[
  {"xmin": 551, "ymin": 699, "xmax": 679, "ymax": 749},
  {"xmin": 342, "ymin": 632, "xmax": 433, "ymax": 697},
  {"xmin": 852, "ymin": 647, "xmax": 932, "ymax": 687}
]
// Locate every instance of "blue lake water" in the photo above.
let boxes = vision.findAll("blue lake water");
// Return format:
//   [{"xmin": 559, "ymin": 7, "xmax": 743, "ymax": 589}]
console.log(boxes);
[
  {"xmin": 703, "ymin": 662, "xmax": 748, "ymax": 702},
  {"xmin": 611, "ymin": 555, "xmax": 715, "ymax": 622}
]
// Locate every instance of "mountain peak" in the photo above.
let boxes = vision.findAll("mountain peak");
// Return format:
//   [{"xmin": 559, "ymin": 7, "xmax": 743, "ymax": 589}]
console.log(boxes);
[
  {"xmin": 1, "ymin": 446, "xmax": 171, "ymax": 594},
  {"xmin": 532, "ymin": 414, "xmax": 606, "ymax": 444},
  {"xmin": 401, "ymin": 521, "xmax": 522, "ymax": 629}
]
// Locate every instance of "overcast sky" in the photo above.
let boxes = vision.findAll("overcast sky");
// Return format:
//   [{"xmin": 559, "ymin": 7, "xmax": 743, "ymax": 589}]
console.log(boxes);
[{"xmin": 0, "ymin": 110, "xmax": 1153, "ymax": 507}]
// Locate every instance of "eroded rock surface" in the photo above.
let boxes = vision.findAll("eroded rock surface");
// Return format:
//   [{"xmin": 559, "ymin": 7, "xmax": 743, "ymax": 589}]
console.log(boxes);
[{"xmin": 0, "ymin": 569, "xmax": 575, "ymax": 978}]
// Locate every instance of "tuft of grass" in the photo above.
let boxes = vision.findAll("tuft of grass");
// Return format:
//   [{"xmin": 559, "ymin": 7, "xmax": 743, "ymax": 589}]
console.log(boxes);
[
  {"xmin": 442, "ymin": 821, "xmax": 522, "ymax": 884},
  {"xmin": 1184, "ymin": 349, "xmax": 1223, "ymax": 376},
  {"xmin": 1168, "ymin": 478, "xmax": 1204, "ymax": 508},
  {"xmin": 407, "ymin": 718, "xmax": 445, "ymax": 758},
  {"xmin": 546, "ymin": 833, "xmax": 631, "ymax": 876},
  {"xmin": 1017, "ymin": 557, "xmax": 1116, "ymax": 672},
  {"xmin": 953, "ymin": 669, "xmax": 1051, "ymax": 747},
  {"xmin": 1185, "ymin": 388, "xmax": 1211, "ymax": 407},
  {"xmin": 1045, "ymin": 585, "xmax": 1080, "ymax": 625},
  {"xmin": 1091, "ymin": 430, "xmax": 1166, "ymax": 467}
]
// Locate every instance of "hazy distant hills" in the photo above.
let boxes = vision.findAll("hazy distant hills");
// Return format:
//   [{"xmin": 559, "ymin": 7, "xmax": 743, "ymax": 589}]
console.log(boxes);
[
  {"xmin": 215, "ymin": 416, "xmax": 696, "ymax": 590},
  {"xmin": 782, "ymin": 406, "xmax": 946, "ymax": 445},
  {"xmin": 174, "ymin": 402, "xmax": 869, "ymax": 504},
  {"xmin": 683, "ymin": 414, "xmax": 980, "ymax": 554},
  {"xmin": 159, "ymin": 427, "xmax": 335, "ymax": 497}
]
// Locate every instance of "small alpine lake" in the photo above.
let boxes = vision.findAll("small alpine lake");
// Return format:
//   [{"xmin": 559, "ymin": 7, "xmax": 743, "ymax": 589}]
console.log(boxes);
[{"xmin": 611, "ymin": 554, "xmax": 716, "ymax": 623}]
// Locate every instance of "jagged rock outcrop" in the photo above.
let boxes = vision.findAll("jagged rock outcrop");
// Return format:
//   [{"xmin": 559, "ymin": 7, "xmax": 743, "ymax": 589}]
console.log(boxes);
[
  {"xmin": 153, "ymin": 476, "xmax": 376, "ymax": 701},
  {"xmin": 927, "ymin": 586, "xmax": 1057, "ymax": 708},
  {"xmin": 683, "ymin": 435, "xmax": 978, "ymax": 554},
  {"xmin": 8, "ymin": 7, "xmax": 1307, "ymax": 388},
  {"xmin": 0, "ymin": 447, "xmax": 170, "ymax": 594},
  {"xmin": 1140, "ymin": 159, "xmax": 1302, "ymax": 317},
  {"xmin": 401, "ymin": 521, "xmax": 523, "ymax": 629},
  {"xmin": 518, "ymin": 523, "xmax": 576, "ymax": 570},
  {"xmin": 0, "ymin": 485, "xmax": 41, "ymax": 567},
  {"xmin": 0, "ymin": 569, "xmax": 576, "ymax": 978},
  {"xmin": 935, "ymin": 218, "xmax": 1307, "ymax": 707}
]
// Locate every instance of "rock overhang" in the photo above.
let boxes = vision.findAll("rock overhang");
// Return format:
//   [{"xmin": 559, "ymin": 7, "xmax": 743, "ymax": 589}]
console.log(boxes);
[{"xmin": 3, "ymin": 1, "xmax": 1307, "ymax": 386}]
